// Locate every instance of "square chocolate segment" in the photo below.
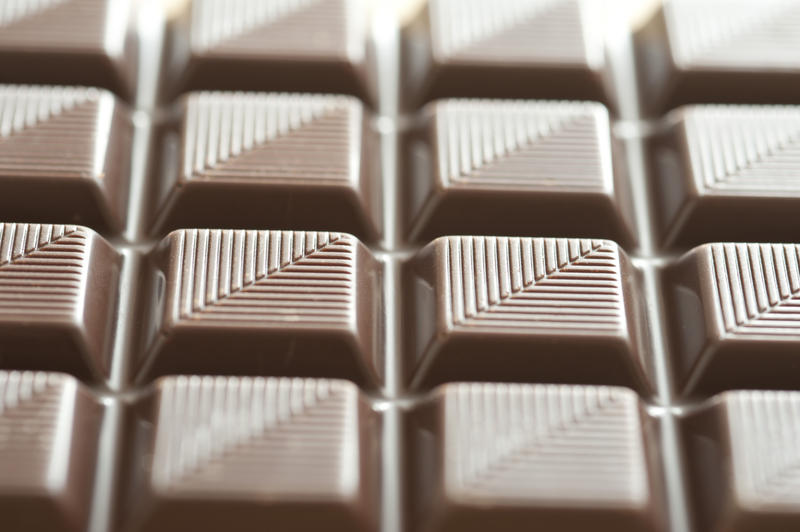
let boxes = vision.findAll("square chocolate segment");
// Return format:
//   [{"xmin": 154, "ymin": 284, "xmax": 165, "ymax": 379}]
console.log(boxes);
[
  {"xmin": 0, "ymin": 223, "xmax": 120, "ymax": 380},
  {"xmin": 166, "ymin": 0, "xmax": 374, "ymax": 104},
  {"xmin": 406, "ymin": 383, "xmax": 665, "ymax": 532},
  {"xmin": 0, "ymin": 85, "xmax": 133, "ymax": 234},
  {"xmin": 404, "ymin": 99, "xmax": 636, "ymax": 246},
  {"xmin": 649, "ymin": 105, "xmax": 800, "ymax": 248},
  {"xmin": 0, "ymin": 0, "xmax": 136, "ymax": 101},
  {"xmin": 683, "ymin": 390, "xmax": 800, "ymax": 531},
  {"xmin": 636, "ymin": 0, "xmax": 800, "ymax": 115},
  {"xmin": 404, "ymin": 236, "xmax": 652, "ymax": 393},
  {"xmin": 403, "ymin": 0, "xmax": 609, "ymax": 108},
  {"xmin": 124, "ymin": 375, "xmax": 379, "ymax": 532},
  {"xmin": 151, "ymin": 92, "xmax": 381, "ymax": 242},
  {"xmin": 137, "ymin": 229, "xmax": 382, "ymax": 386},
  {"xmin": 0, "ymin": 371, "xmax": 102, "ymax": 532},
  {"xmin": 664, "ymin": 242, "xmax": 800, "ymax": 397}
]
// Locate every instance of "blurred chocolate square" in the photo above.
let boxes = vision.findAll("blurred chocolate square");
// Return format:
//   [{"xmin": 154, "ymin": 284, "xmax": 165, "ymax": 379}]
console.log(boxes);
[
  {"xmin": 151, "ymin": 92, "xmax": 381, "ymax": 242},
  {"xmin": 636, "ymin": 0, "xmax": 800, "ymax": 115},
  {"xmin": 404, "ymin": 99, "xmax": 636, "ymax": 246},
  {"xmin": 406, "ymin": 382, "xmax": 665, "ymax": 532},
  {"xmin": 0, "ymin": 223, "xmax": 120, "ymax": 380},
  {"xmin": 403, "ymin": 236, "xmax": 653, "ymax": 393},
  {"xmin": 0, "ymin": 371, "xmax": 102, "ymax": 532},
  {"xmin": 0, "ymin": 0, "xmax": 137, "ymax": 101},
  {"xmin": 664, "ymin": 242, "xmax": 800, "ymax": 397},
  {"xmin": 648, "ymin": 105, "xmax": 800, "ymax": 248},
  {"xmin": 136, "ymin": 229, "xmax": 382, "ymax": 386},
  {"xmin": 403, "ymin": 0, "xmax": 610, "ymax": 109},
  {"xmin": 0, "ymin": 85, "xmax": 133, "ymax": 234},
  {"xmin": 683, "ymin": 390, "xmax": 800, "ymax": 531},
  {"xmin": 165, "ymin": 0, "xmax": 375, "ymax": 105},
  {"xmin": 123, "ymin": 375, "xmax": 380, "ymax": 532}
]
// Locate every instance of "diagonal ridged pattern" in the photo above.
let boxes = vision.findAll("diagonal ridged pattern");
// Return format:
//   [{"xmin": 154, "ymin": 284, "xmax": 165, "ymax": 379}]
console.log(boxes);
[
  {"xmin": 682, "ymin": 106, "xmax": 800, "ymax": 194},
  {"xmin": 0, "ymin": 0, "xmax": 107, "ymax": 48},
  {"xmin": 666, "ymin": 0, "xmax": 800, "ymax": 68},
  {"xmin": 429, "ymin": 0, "xmax": 597, "ymax": 65},
  {"xmin": 181, "ymin": 93, "xmax": 359, "ymax": 184},
  {"xmin": 0, "ymin": 223, "xmax": 87, "ymax": 318},
  {"xmin": 725, "ymin": 391, "xmax": 800, "ymax": 504},
  {"xmin": 0, "ymin": 371, "xmax": 73, "ymax": 490},
  {"xmin": 151, "ymin": 375, "xmax": 360, "ymax": 496},
  {"xmin": 190, "ymin": 0, "xmax": 355, "ymax": 57},
  {"xmin": 709, "ymin": 243, "xmax": 800, "ymax": 337},
  {"xmin": 0, "ymin": 85, "xmax": 111, "ymax": 178},
  {"xmin": 435, "ymin": 100, "xmax": 611, "ymax": 191},
  {"xmin": 444, "ymin": 236, "xmax": 625, "ymax": 332},
  {"xmin": 443, "ymin": 383, "xmax": 648, "ymax": 503},
  {"xmin": 171, "ymin": 229, "xmax": 356, "ymax": 326}
]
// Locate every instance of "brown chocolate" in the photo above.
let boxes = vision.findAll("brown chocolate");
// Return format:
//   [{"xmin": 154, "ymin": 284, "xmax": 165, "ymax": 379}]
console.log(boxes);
[
  {"xmin": 664, "ymin": 242, "xmax": 800, "ymax": 397},
  {"xmin": 0, "ymin": 0, "xmax": 137, "ymax": 101},
  {"xmin": 136, "ymin": 229, "xmax": 382, "ymax": 386},
  {"xmin": 403, "ymin": 0, "xmax": 610, "ymax": 109},
  {"xmin": 150, "ymin": 92, "xmax": 381, "ymax": 241},
  {"xmin": 403, "ymin": 99, "xmax": 636, "ymax": 246},
  {"xmin": 0, "ymin": 85, "xmax": 133, "ymax": 234},
  {"xmin": 635, "ymin": 0, "xmax": 800, "ymax": 115},
  {"xmin": 682, "ymin": 390, "xmax": 800, "ymax": 531},
  {"xmin": 406, "ymin": 382, "xmax": 666, "ymax": 532},
  {"xmin": 164, "ymin": 0, "xmax": 375, "ymax": 105},
  {"xmin": 122, "ymin": 375, "xmax": 380, "ymax": 532},
  {"xmin": 0, "ymin": 223, "xmax": 120, "ymax": 380},
  {"xmin": 0, "ymin": 371, "xmax": 102, "ymax": 532},
  {"xmin": 648, "ymin": 105, "xmax": 800, "ymax": 248},
  {"xmin": 403, "ymin": 236, "xmax": 653, "ymax": 393}
]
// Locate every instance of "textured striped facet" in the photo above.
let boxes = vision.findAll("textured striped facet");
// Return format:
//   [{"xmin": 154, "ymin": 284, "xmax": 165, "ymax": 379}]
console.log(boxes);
[
  {"xmin": 0, "ymin": 85, "xmax": 113, "ymax": 179},
  {"xmin": 429, "ymin": 0, "xmax": 601, "ymax": 67},
  {"xmin": 0, "ymin": 0, "xmax": 107, "ymax": 49},
  {"xmin": 666, "ymin": 0, "xmax": 800, "ymax": 69},
  {"xmin": 442, "ymin": 236, "xmax": 626, "ymax": 333},
  {"xmin": 434, "ymin": 100, "xmax": 612, "ymax": 192},
  {"xmin": 167, "ymin": 229, "xmax": 356, "ymax": 327},
  {"xmin": 725, "ymin": 391, "xmax": 800, "ymax": 506},
  {"xmin": 0, "ymin": 223, "xmax": 86, "ymax": 319},
  {"xmin": 0, "ymin": 371, "xmax": 73, "ymax": 491},
  {"xmin": 682, "ymin": 105, "xmax": 800, "ymax": 195},
  {"xmin": 151, "ymin": 376, "xmax": 361, "ymax": 496},
  {"xmin": 181, "ymin": 92, "xmax": 359, "ymax": 184},
  {"xmin": 708, "ymin": 243, "xmax": 800, "ymax": 337},
  {"xmin": 441, "ymin": 383, "xmax": 649, "ymax": 504},
  {"xmin": 189, "ymin": 0, "xmax": 359, "ymax": 58}
]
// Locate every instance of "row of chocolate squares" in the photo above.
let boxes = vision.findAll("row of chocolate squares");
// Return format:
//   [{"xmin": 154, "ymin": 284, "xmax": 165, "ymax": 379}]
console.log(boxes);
[
  {"xmin": 3, "ymin": 370, "xmax": 797, "ymax": 532},
  {"xmin": 4, "ymin": 84, "xmax": 800, "ymax": 249},
  {"xmin": 5, "ymin": 0, "xmax": 798, "ymax": 120},
  {"xmin": 1, "ymin": 221, "xmax": 798, "ymax": 398}
]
